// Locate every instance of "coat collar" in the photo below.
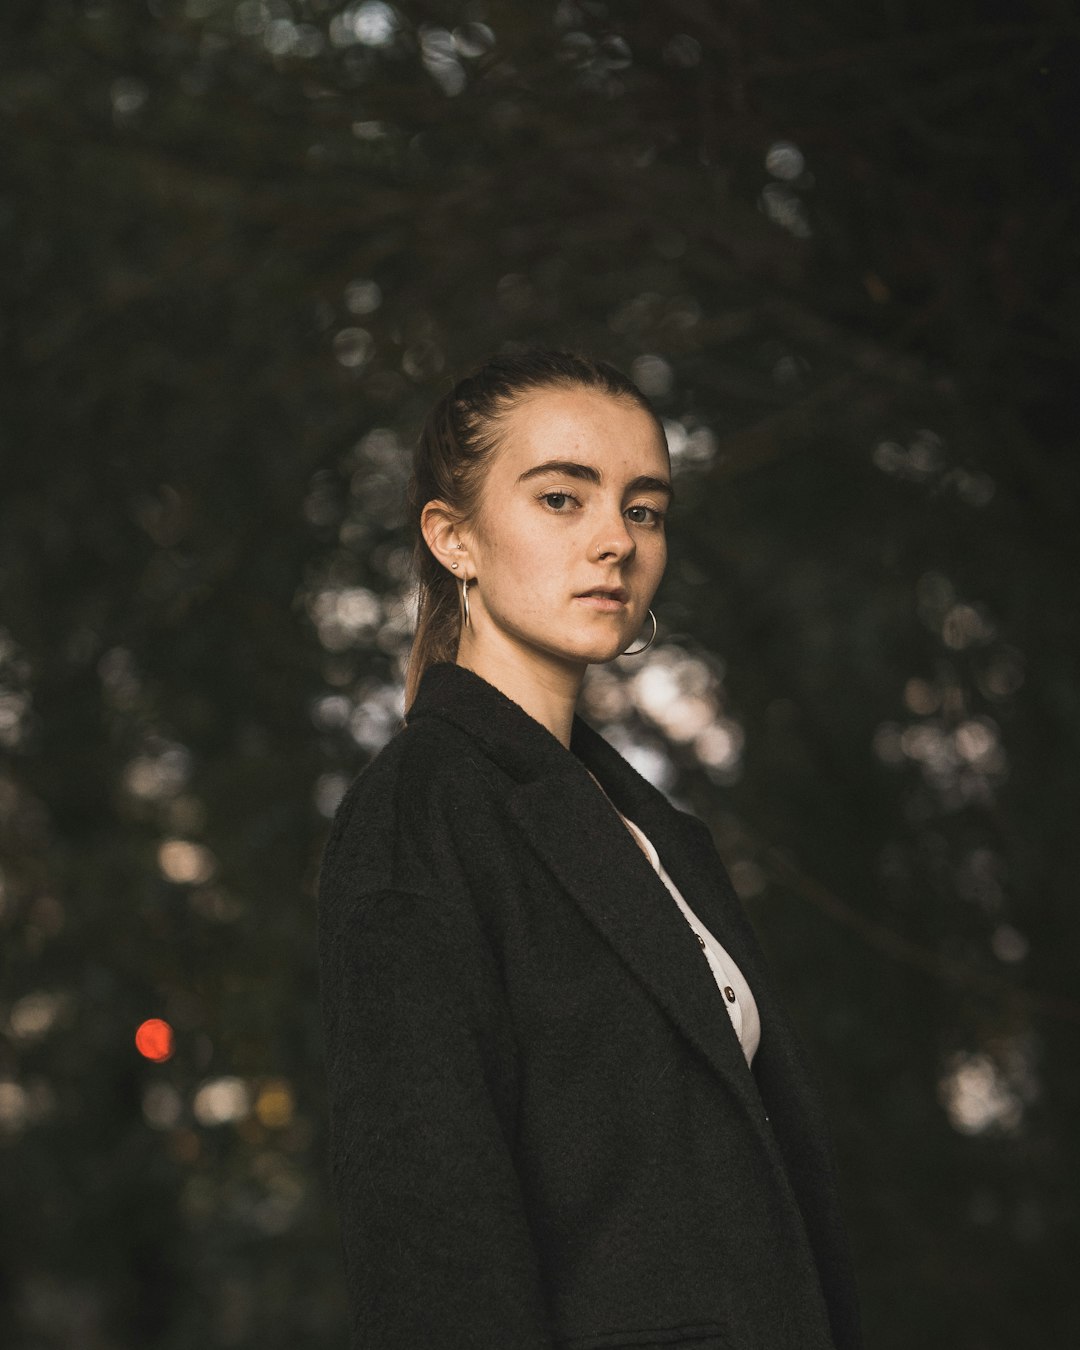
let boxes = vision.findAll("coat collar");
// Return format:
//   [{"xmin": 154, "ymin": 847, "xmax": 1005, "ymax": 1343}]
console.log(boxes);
[
  {"xmin": 407, "ymin": 661, "xmax": 828, "ymax": 1186},
  {"xmin": 406, "ymin": 658, "xmax": 653, "ymax": 803}
]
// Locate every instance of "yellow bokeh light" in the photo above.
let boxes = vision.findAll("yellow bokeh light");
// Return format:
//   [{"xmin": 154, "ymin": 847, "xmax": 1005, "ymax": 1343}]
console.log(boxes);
[{"xmin": 255, "ymin": 1080, "xmax": 295, "ymax": 1129}]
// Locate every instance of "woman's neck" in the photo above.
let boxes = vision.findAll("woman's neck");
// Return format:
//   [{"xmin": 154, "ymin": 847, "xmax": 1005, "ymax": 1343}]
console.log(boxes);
[{"xmin": 455, "ymin": 646, "xmax": 586, "ymax": 748}]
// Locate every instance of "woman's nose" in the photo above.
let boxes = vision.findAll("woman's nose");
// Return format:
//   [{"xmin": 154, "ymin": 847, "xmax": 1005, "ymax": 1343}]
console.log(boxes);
[{"xmin": 591, "ymin": 518, "xmax": 635, "ymax": 561}]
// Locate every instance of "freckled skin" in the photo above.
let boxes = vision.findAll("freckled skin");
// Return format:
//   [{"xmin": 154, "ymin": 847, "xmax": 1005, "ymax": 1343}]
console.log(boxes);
[{"xmin": 421, "ymin": 386, "xmax": 670, "ymax": 742}]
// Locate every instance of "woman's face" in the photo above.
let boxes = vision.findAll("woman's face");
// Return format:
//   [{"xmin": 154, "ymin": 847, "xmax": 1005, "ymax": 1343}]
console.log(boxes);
[{"xmin": 458, "ymin": 385, "xmax": 672, "ymax": 673}]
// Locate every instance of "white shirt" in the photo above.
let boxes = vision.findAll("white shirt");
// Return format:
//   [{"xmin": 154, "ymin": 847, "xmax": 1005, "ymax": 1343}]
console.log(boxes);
[{"xmin": 618, "ymin": 811, "xmax": 762, "ymax": 1066}]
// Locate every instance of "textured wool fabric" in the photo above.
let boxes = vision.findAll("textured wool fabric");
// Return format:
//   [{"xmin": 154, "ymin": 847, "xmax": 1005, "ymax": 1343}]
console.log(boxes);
[{"xmin": 317, "ymin": 661, "xmax": 863, "ymax": 1350}]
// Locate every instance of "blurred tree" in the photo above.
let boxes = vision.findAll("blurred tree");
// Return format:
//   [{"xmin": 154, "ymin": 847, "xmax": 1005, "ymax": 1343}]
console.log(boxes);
[{"xmin": 1, "ymin": 1, "xmax": 1077, "ymax": 1346}]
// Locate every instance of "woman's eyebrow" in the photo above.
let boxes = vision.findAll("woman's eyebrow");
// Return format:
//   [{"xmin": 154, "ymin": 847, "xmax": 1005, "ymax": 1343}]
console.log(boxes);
[{"xmin": 516, "ymin": 459, "xmax": 675, "ymax": 502}]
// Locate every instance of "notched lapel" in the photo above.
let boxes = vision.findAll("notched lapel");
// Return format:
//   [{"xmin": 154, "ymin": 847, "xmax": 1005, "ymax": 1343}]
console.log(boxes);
[{"xmin": 507, "ymin": 771, "xmax": 775, "ymax": 1148}]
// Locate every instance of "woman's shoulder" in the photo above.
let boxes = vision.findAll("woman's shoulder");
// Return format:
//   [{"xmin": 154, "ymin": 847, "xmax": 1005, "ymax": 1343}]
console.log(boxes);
[
  {"xmin": 337, "ymin": 709, "xmax": 505, "ymax": 818},
  {"xmin": 317, "ymin": 712, "xmax": 508, "ymax": 908}
]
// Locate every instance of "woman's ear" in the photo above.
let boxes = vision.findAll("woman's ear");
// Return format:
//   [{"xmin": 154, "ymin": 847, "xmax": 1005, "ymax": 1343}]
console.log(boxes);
[{"xmin": 420, "ymin": 500, "xmax": 471, "ymax": 577}]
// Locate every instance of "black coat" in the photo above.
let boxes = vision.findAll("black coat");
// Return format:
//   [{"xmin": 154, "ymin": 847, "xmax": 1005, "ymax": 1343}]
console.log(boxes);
[{"xmin": 317, "ymin": 660, "xmax": 862, "ymax": 1350}]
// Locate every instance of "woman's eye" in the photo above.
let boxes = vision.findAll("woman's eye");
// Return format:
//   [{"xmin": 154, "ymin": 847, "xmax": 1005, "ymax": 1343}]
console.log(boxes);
[
  {"xmin": 540, "ymin": 492, "xmax": 577, "ymax": 511},
  {"xmin": 626, "ymin": 505, "xmax": 665, "ymax": 526}
]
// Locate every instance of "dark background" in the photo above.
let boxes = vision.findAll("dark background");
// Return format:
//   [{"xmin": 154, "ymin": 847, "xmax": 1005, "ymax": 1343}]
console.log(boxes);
[{"xmin": 2, "ymin": 2, "xmax": 1078, "ymax": 1346}]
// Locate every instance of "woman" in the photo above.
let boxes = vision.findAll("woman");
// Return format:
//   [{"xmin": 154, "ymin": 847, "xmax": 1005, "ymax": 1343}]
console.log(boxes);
[{"xmin": 317, "ymin": 349, "xmax": 862, "ymax": 1350}]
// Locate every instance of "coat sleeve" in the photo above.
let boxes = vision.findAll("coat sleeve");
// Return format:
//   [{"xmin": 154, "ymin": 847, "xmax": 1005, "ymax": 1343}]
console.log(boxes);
[{"xmin": 317, "ymin": 879, "xmax": 558, "ymax": 1349}]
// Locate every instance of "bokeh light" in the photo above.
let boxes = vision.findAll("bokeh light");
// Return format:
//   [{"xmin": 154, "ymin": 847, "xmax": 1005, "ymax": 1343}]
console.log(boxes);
[
  {"xmin": 135, "ymin": 1018, "xmax": 174, "ymax": 1063},
  {"xmin": 158, "ymin": 840, "xmax": 217, "ymax": 885},
  {"xmin": 193, "ymin": 1076, "xmax": 251, "ymax": 1126}
]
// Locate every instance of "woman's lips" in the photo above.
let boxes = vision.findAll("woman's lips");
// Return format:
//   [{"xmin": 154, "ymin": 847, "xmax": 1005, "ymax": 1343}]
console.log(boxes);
[{"xmin": 574, "ymin": 594, "xmax": 628, "ymax": 612}]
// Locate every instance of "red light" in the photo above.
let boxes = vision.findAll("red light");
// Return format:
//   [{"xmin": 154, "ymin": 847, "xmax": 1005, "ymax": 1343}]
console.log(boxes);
[{"xmin": 135, "ymin": 1018, "xmax": 174, "ymax": 1063}]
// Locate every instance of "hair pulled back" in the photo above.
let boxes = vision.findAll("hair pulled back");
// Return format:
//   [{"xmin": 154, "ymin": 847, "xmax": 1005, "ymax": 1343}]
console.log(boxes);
[{"xmin": 403, "ymin": 347, "xmax": 665, "ymax": 710}]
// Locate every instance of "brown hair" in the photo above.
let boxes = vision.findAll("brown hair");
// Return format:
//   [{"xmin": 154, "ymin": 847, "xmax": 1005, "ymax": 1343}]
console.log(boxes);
[{"xmin": 403, "ymin": 347, "xmax": 666, "ymax": 709}]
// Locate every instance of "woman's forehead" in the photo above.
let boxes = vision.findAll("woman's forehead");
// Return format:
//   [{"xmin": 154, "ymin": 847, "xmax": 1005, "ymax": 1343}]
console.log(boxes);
[{"xmin": 496, "ymin": 386, "xmax": 667, "ymax": 468}]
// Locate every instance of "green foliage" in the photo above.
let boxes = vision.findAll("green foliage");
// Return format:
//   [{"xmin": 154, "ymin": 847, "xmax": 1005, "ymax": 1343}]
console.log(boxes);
[{"xmin": 1, "ymin": 2, "xmax": 1077, "ymax": 1346}]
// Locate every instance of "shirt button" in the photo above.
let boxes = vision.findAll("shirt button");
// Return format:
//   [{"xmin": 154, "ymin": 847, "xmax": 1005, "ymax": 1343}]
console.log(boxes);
[
  {"xmin": 695, "ymin": 933, "xmax": 706, "ymax": 948},
  {"xmin": 724, "ymin": 986, "xmax": 736, "ymax": 1003}
]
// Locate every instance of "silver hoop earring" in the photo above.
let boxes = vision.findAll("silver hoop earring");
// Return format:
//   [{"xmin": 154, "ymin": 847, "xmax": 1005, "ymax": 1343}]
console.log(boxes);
[
  {"xmin": 621, "ymin": 608, "xmax": 656, "ymax": 656},
  {"xmin": 460, "ymin": 576, "xmax": 471, "ymax": 628}
]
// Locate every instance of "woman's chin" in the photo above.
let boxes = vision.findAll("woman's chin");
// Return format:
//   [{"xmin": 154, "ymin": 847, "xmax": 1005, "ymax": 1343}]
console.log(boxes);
[
  {"xmin": 526, "ymin": 635, "xmax": 624, "ymax": 668},
  {"xmin": 498, "ymin": 623, "xmax": 636, "ymax": 669},
  {"xmin": 582, "ymin": 636, "xmax": 634, "ymax": 665}
]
